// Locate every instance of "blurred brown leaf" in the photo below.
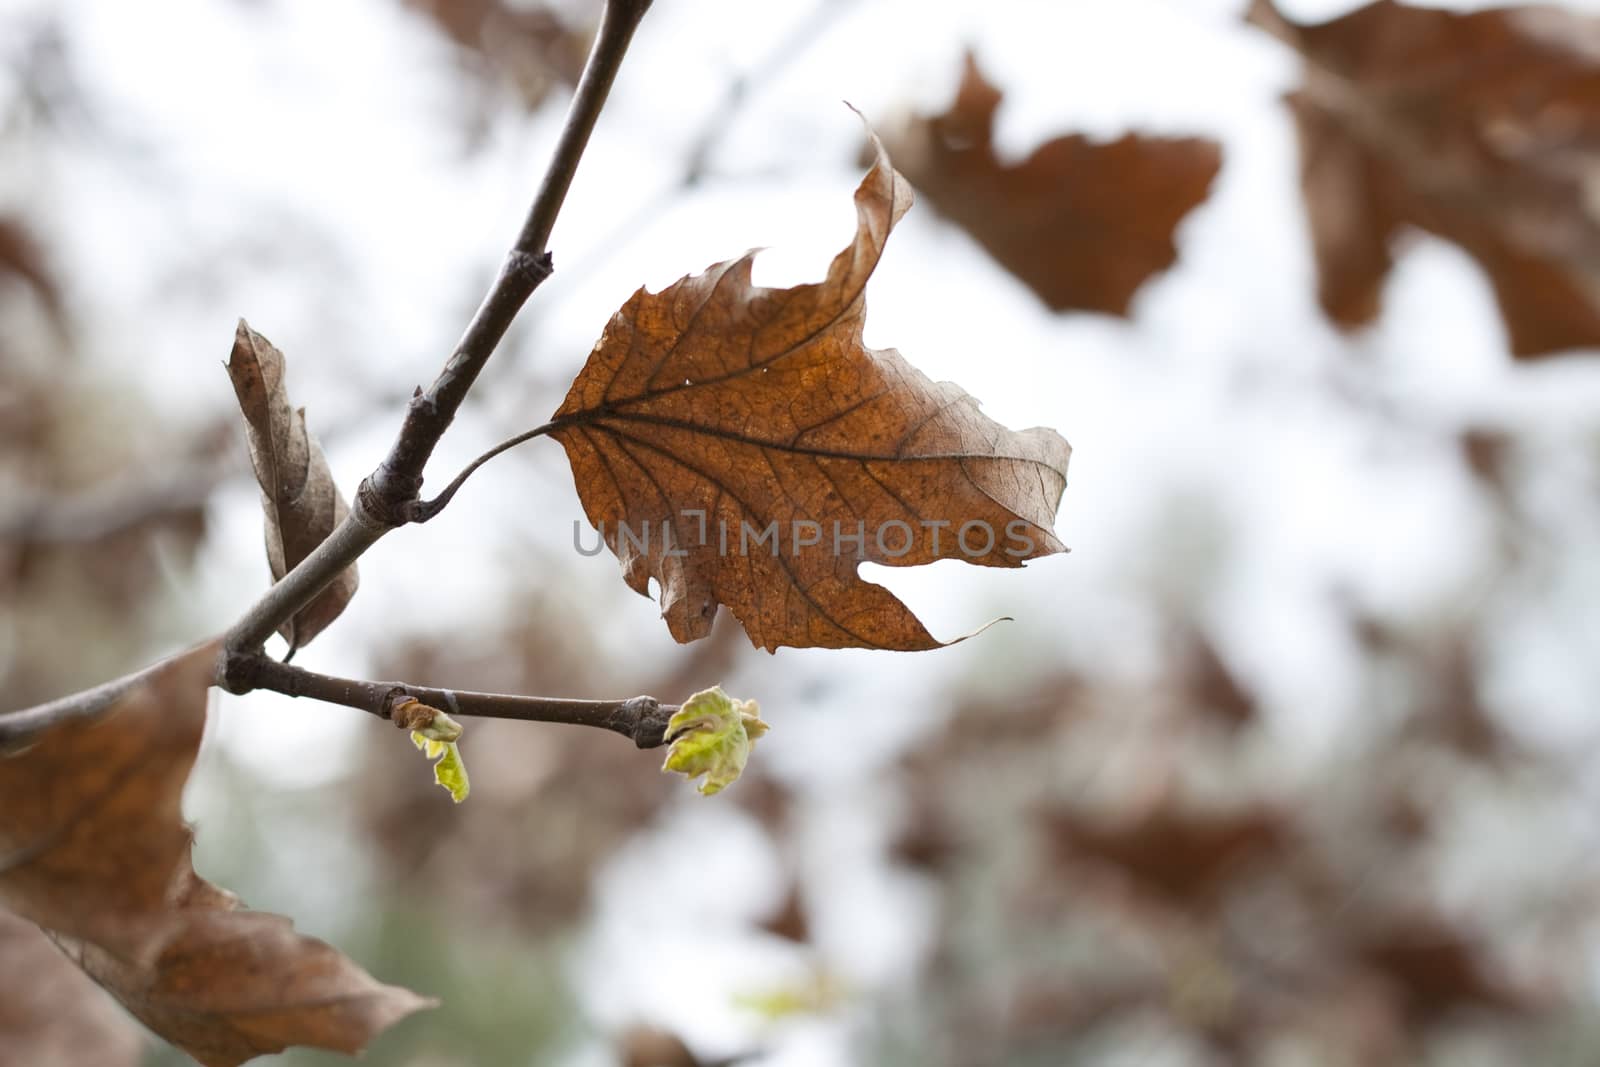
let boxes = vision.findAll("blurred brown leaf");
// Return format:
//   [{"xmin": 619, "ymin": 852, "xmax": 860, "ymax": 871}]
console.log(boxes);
[
  {"xmin": 0, "ymin": 214, "xmax": 65, "ymax": 329},
  {"xmin": 0, "ymin": 910, "xmax": 144, "ymax": 1066},
  {"xmin": 619, "ymin": 1025, "xmax": 704, "ymax": 1067},
  {"xmin": 886, "ymin": 52, "xmax": 1221, "ymax": 316},
  {"xmin": 0, "ymin": 642, "xmax": 217, "ymax": 957},
  {"xmin": 226, "ymin": 319, "xmax": 358, "ymax": 652},
  {"xmin": 1351, "ymin": 612, "xmax": 1516, "ymax": 763},
  {"xmin": 1357, "ymin": 917, "xmax": 1529, "ymax": 1025},
  {"xmin": 61, "ymin": 871, "xmax": 435, "ymax": 1067},
  {"xmin": 1250, "ymin": 0, "xmax": 1600, "ymax": 358},
  {"xmin": 404, "ymin": 0, "xmax": 589, "ymax": 111},
  {"xmin": 1047, "ymin": 803, "xmax": 1286, "ymax": 909},
  {"xmin": 886, "ymin": 589, "xmax": 1558, "ymax": 1062},
  {"xmin": 1179, "ymin": 627, "xmax": 1256, "ymax": 731},
  {"xmin": 758, "ymin": 882, "xmax": 810, "ymax": 944},
  {"xmin": 889, "ymin": 817, "xmax": 960, "ymax": 874},
  {"xmin": 0, "ymin": 643, "xmax": 433, "ymax": 1064},
  {"xmin": 551, "ymin": 133, "xmax": 1071, "ymax": 651},
  {"xmin": 1459, "ymin": 427, "xmax": 1514, "ymax": 495}
]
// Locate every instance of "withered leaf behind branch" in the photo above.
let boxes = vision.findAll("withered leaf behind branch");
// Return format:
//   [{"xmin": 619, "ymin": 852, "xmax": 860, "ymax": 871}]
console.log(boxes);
[
  {"xmin": 226, "ymin": 320, "xmax": 358, "ymax": 651},
  {"xmin": 885, "ymin": 53, "xmax": 1221, "ymax": 317},
  {"xmin": 0, "ymin": 910, "xmax": 145, "ymax": 1067},
  {"xmin": 404, "ymin": 0, "xmax": 589, "ymax": 112},
  {"xmin": 550, "ymin": 130, "xmax": 1071, "ymax": 652},
  {"xmin": 1249, "ymin": 0, "xmax": 1600, "ymax": 358},
  {"xmin": 61, "ymin": 870, "xmax": 437, "ymax": 1067},
  {"xmin": 0, "ymin": 642, "xmax": 217, "ymax": 959},
  {"xmin": 0, "ymin": 644, "xmax": 434, "ymax": 1064}
]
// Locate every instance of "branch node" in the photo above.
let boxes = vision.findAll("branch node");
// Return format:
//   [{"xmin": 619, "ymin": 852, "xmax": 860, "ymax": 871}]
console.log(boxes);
[
  {"xmin": 507, "ymin": 249, "xmax": 555, "ymax": 285},
  {"xmin": 219, "ymin": 648, "xmax": 260, "ymax": 696},
  {"xmin": 617, "ymin": 695, "xmax": 674, "ymax": 749},
  {"xmin": 357, "ymin": 472, "xmax": 419, "ymax": 527}
]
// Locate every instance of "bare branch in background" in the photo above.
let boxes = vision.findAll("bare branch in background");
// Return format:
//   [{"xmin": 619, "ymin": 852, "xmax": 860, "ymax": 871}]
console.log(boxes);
[{"xmin": 0, "ymin": 457, "xmax": 228, "ymax": 545}]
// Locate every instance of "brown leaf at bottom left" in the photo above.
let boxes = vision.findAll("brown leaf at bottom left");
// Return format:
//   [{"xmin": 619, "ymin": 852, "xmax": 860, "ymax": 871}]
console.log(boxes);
[
  {"xmin": 0, "ymin": 642, "xmax": 435, "ymax": 1065},
  {"xmin": 0, "ymin": 641, "xmax": 220, "ymax": 958},
  {"xmin": 0, "ymin": 909, "xmax": 145, "ymax": 1066}
]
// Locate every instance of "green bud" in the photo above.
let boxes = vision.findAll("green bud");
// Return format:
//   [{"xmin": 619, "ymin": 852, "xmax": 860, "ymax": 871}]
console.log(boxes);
[{"xmin": 661, "ymin": 686, "xmax": 769, "ymax": 796}]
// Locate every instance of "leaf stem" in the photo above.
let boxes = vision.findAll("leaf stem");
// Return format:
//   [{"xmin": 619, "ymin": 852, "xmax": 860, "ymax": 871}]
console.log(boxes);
[
  {"xmin": 412, "ymin": 421, "xmax": 559, "ymax": 522},
  {"xmin": 222, "ymin": 651, "xmax": 678, "ymax": 749}
]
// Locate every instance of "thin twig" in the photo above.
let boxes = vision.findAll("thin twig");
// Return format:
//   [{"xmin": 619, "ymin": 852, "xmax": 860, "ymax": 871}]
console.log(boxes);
[
  {"xmin": 222, "ymin": 652, "xmax": 678, "ymax": 749},
  {"xmin": 221, "ymin": 0, "xmax": 653, "ymax": 658}
]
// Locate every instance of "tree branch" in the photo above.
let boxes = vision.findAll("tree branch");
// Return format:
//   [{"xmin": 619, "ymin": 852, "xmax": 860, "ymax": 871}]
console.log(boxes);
[
  {"xmin": 364, "ymin": 0, "xmax": 651, "ymax": 520},
  {"xmin": 0, "ymin": 458, "xmax": 228, "ymax": 545},
  {"xmin": 222, "ymin": 651, "xmax": 678, "ymax": 749},
  {"xmin": 220, "ymin": 0, "xmax": 652, "ymax": 657}
]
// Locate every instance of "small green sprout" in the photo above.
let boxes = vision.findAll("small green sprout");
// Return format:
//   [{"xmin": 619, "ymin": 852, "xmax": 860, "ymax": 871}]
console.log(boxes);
[
  {"xmin": 393, "ymin": 697, "xmax": 470, "ymax": 804},
  {"xmin": 661, "ymin": 686, "xmax": 768, "ymax": 796}
]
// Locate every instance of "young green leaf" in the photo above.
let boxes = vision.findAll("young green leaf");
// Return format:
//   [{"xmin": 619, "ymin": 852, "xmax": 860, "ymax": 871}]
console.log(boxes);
[
  {"xmin": 661, "ymin": 687, "xmax": 768, "ymax": 796},
  {"xmin": 395, "ymin": 701, "xmax": 469, "ymax": 804},
  {"xmin": 411, "ymin": 732, "xmax": 471, "ymax": 804}
]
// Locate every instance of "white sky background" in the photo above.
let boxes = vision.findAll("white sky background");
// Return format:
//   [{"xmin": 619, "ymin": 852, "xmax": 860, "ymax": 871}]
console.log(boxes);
[{"xmin": 7, "ymin": 0, "xmax": 1600, "ymax": 1063}]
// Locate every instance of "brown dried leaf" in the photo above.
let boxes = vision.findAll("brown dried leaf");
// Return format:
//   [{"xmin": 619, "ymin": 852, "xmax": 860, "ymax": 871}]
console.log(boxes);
[
  {"xmin": 226, "ymin": 320, "xmax": 358, "ymax": 651},
  {"xmin": 0, "ymin": 644, "xmax": 433, "ymax": 1064},
  {"xmin": 886, "ymin": 53, "xmax": 1221, "ymax": 316},
  {"xmin": 550, "ymin": 133, "xmax": 1072, "ymax": 651},
  {"xmin": 1249, "ymin": 0, "xmax": 1600, "ymax": 358},
  {"xmin": 60, "ymin": 869, "xmax": 435, "ymax": 1067},
  {"xmin": 0, "ymin": 909, "xmax": 145, "ymax": 1066},
  {"xmin": 0, "ymin": 642, "xmax": 217, "ymax": 957}
]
